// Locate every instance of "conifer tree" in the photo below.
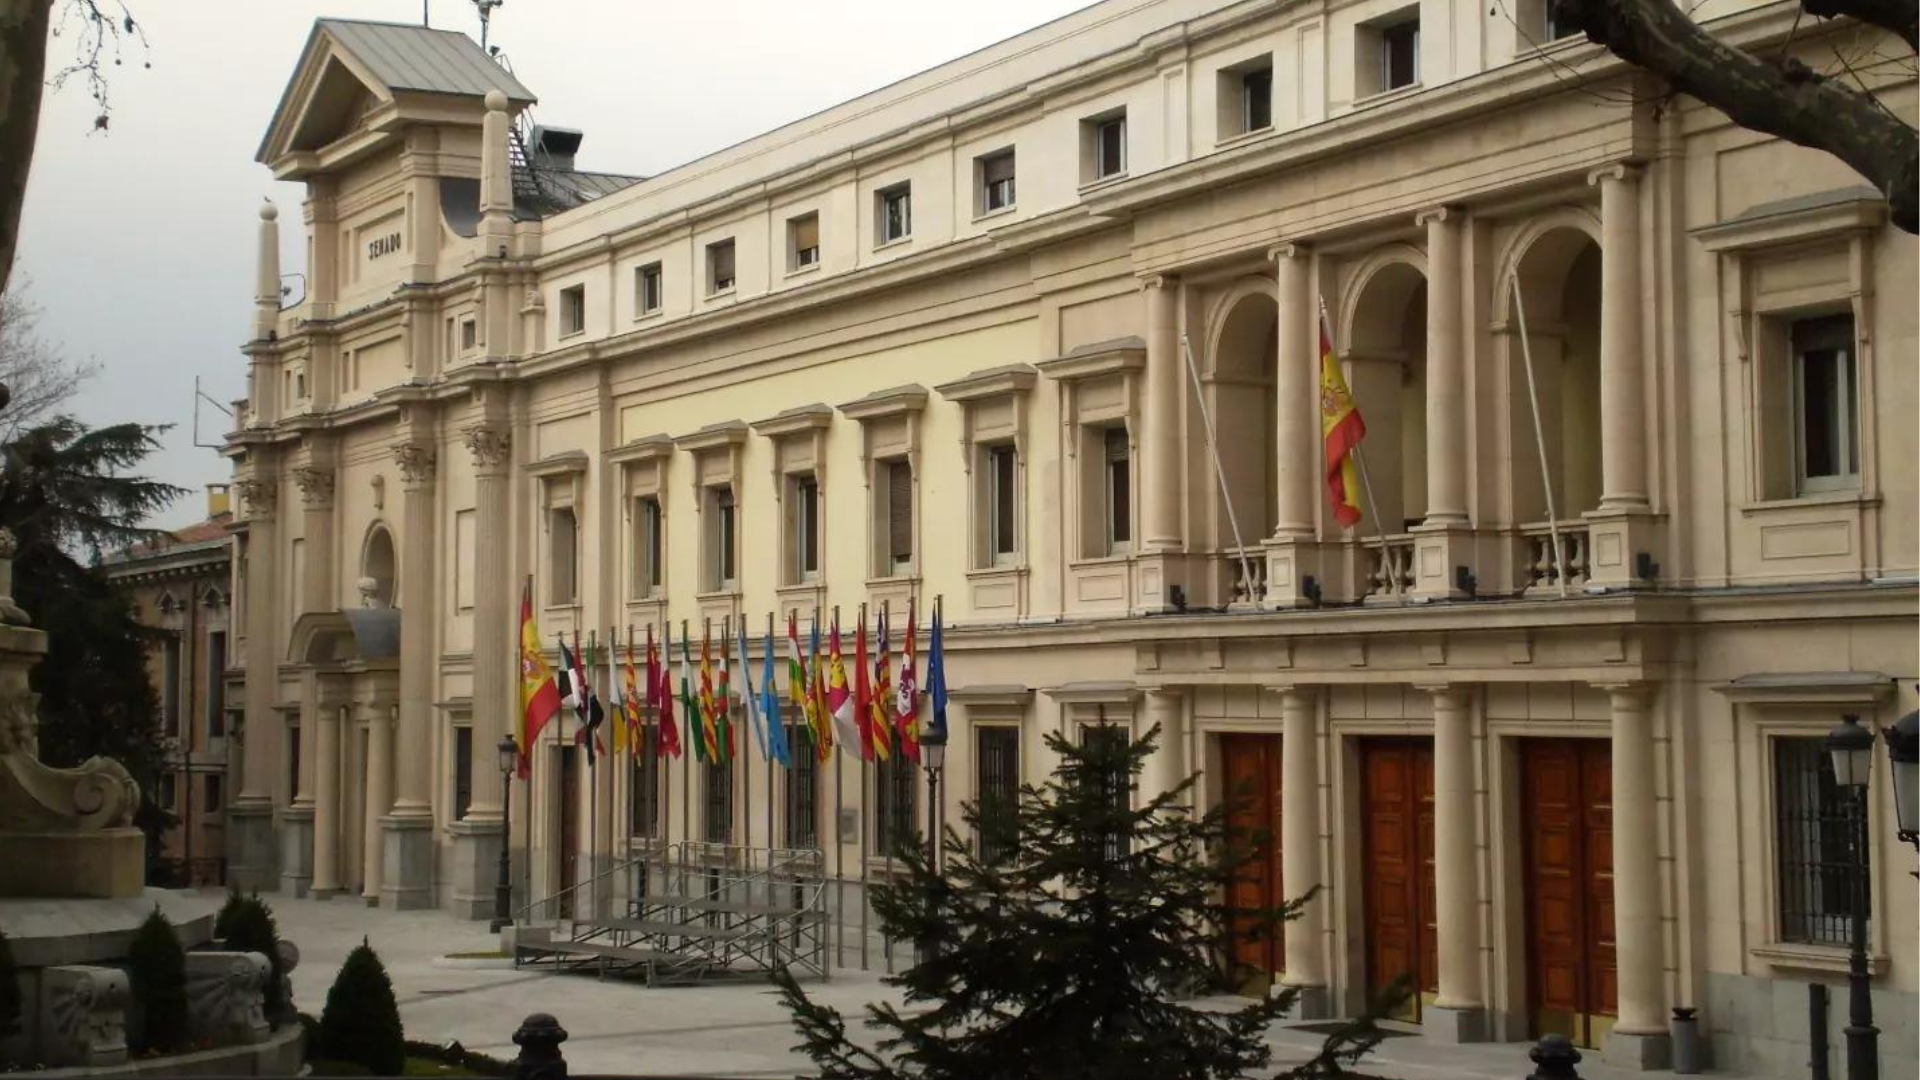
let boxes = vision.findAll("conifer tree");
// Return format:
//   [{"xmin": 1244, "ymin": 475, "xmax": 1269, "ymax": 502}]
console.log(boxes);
[
  {"xmin": 221, "ymin": 895, "xmax": 288, "ymax": 1021},
  {"xmin": 776, "ymin": 724, "xmax": 1397, "ymax": 1080},
  {"xmin": 127, "ymin": 907, "xmax": 188, "ymax": 1052},
  {"xmin": 317, "ymin": 939, "xmax": 405, "ymax": 1078}
]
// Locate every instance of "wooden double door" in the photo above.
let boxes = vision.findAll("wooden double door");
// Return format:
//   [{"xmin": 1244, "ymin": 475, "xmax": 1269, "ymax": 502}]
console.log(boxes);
[
  {"xmin": 1520, "ymin": 738, "xmax": 1617, "ymax": 1048},
  {"xmin": 1359, "ymin": 739, "xmax": 1437, "ymax": 1020},
  {"xmin": 1220, "ymin": 735, "xmax": 1283, "ymax": 992}
]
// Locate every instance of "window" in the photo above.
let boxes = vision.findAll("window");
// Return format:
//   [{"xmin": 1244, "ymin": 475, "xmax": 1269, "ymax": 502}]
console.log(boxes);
[
  {"xmin": 987, "ymin": 444, "xmax": 1018, "ymax": 565},
  {"xmin": 286, "ymin": 721, "xmax": 300, "ymax": 796},
  {"xmin": 559, "ymin": 284, "xmax": 586, "ymax": 336},
  {"xmin": 636, "ymin": 262, "xmax": 663, "ymax": 315},
  {"xmin": 1792, "ymin": 315, "xmax": 1859, "ymax": 493},
  {"xmin": 977, "ymin": 726, "xmax": 1020, "ymax": 862},
  {"xmin": 791, "ymin": 475, "xmax": 821, "ymax": 582},
  {"xmin": 884, "ymin": 459, "xmax": 914, "ymax": 574},
  {"xmin": 707, "ymin": 239, "xmax": 736, "ymax": 294},
  {"xmin": 460, "ymin": 317, "xmax": 478, "ymax": 351},
  {"xmin": 631, "ymin": 745, "xmax": 660, "ymax": 837},
  {"xmin": 1103, "ymin": 427, "xmax": 1132, "ymax": 554},
  {"xmin": 1381, "ymin": 16, "xmax": 1420, "ymax": 91},
  {"xmin": 207, "ymin": 632, "xmax": 227, "ymax": 737},
  {"xmin": 874, "ymin": 754, "xmax": 917, "ymax": 858},
  {"xmin": 708, "ymin": 486, "xmax": 738, "ymax": 589},
  {"xmin": 1774, "ymin": 737, "xmax": 1869, "ymax": 945},
  {"xmin": 1086, "ymin": 113, "xmax": 1128, "ymax": 182},
  {"xmin": 1242, "ymin": 64, "xmax": 1274, "ymax": 132},
  {"xmin": 979, "ymin": 150, "xmax": 1016, "ymax": 214},
  {"xmin": 1220, "ymin": 59, "xmax": 1275, "ymax": 138},
  {"xmin": 785, "ymin": 721, "xmax": 819, "ymax": 848},
  {"xmin": 549, "ymin": 506, "xmax": 579, "ymax": 603},
  {"xmin": 789, "ymin": 214, "xmax": 820, "ymax": 270},
  {"xmin": 162, "ymin": 636, "xmax": 182, "ymax": 736},
  {"xmin": 705, "ymin": 760, "xmax": 733, "ymax": 842},
  {"xmin": 203, "ymin": 773, "xmax": 224, "ymax": 814},
  {"xmin": 1083, "ymin": 724, "xmax": 1130, "ymax": 859},
  {"xmin": 634, "ymin": 496, "xmax": 664, "ymax": 598},
  {"xmin": 878, "ymin": 184, "xmax": 912, "ymax": 245},
  {"xmin": 453, "ymin": 726, "xmax": 473, "ymax": 821}
]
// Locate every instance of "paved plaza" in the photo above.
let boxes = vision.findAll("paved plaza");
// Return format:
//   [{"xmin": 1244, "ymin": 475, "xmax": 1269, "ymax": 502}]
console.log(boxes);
[{"xmin": 257, "ymin": 894, "xmax": 1787, "ymax": 1079}]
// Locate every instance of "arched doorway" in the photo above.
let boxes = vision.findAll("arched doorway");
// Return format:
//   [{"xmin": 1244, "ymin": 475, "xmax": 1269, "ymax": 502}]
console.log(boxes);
[
  {"xmin": 1207, "ymin": 287, "xmax": 1280, "ymax": 543},
  {"xmin": 1343, "ymin": 255, "xmax": 1429, "ymax": 532},
  {"xmin": 360, "ymin": 524, "xmax": 396, "ymax": 608},
  {"xmin": 1505, "ymin": 225, "xmax": 1603, "ymax": 525}
]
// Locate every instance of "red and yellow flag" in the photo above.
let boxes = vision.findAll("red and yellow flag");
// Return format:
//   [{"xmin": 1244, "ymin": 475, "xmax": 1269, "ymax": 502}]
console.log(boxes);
[
  {"xmin": 698, "ymin": 625, "xmax": 721, "ymax": 763},
  {"xmin": 517, "ymin": 579, "xmax": 561, "ymax": 779},
  {"xmin": 1319, "ymin": 328, "xmax": 1367, "ymax": 527}
]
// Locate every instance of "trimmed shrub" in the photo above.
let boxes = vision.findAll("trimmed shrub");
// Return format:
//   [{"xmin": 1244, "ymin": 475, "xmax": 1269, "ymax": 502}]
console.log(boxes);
[
  {"xmin": 127, "ymin": 907, "xmax": 189, "ymax": 1052},
  {"xmin": 213, "ymin": 887, "xmax": 248, "ymax": 940},
  {"xmin": 221, "ymin": 895, "xmax": 287, "ymax": 1019},
  {"xmin": 317, "ymin": 940, "xmax": 404, "ymax": 1077}
]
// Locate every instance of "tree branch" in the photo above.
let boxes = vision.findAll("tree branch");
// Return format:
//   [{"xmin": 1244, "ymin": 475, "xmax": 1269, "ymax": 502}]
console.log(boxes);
[
  {"xmin": 0, "ymin": 0, "xmax": 56, "ymax": 297},
  {"xmin": 1558, "ymin": 0, "xmax": 1919, "ymax": 234},
  {"xmin": 1802, "ymin": 0, "xmax": 1917, "ymax": 52}
]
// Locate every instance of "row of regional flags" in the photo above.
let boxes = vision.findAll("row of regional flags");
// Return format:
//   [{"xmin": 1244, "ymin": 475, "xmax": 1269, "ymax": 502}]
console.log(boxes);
[{"xmin": 516, "ymin": 583, "xmax": 950, "ymax": 778}]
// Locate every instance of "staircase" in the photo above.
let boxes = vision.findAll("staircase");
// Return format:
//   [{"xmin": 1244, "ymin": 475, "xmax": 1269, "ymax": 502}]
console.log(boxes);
[{"xmin": 513, "ymin": 842, "xmax": 829, "ymax": 986}]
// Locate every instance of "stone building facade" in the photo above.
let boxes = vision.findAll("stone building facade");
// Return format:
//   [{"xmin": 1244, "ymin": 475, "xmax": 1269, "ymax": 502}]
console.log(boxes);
[{"xmin": 227, "ymin": 5, "xmax": 1916, "ymax": 1073}]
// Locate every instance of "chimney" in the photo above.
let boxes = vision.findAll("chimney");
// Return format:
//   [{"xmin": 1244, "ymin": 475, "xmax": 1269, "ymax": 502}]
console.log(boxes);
[
  {"xmin": 207, "ymin": 483, "xmax": 232, "ymax": 519},
  {"xmin": 532, "ymin": 125, "xmax": 583, "ymax": 172}
]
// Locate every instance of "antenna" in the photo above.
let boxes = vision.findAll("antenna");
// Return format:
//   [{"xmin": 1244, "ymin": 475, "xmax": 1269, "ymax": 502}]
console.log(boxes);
[
  {"xmin": 473, "ymin": 0, "xmax": 503, "ymax": 53},
  {"xmin": 192, "ymin": 375, "xmax": 233, "ymax": 450}
]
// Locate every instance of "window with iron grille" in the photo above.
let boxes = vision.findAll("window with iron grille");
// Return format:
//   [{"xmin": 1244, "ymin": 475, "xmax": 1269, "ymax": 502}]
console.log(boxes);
[
  {"xmin": 874, "ymin": 754, "xmax": 918, "ymax": 858},
  {"xmin": 1774, "ymin": 736, "xmax": 1871, "ymax": 945},
  {"xmin": 786, "ymin": 721, "xmax": 819, "ymax": 849},
  {"xmin": 976, "ymin": 726, "xmax": 1020, "ymax": 862},
  {"xmin": 453, "ymin": 726, "xmax": 473, "ymax": 821},
  {"xmin": 1083, "ymin": 724, "xmax": 1131, "ymax": 860},
  {"xmin": 630, "ymin": 740, "xmax": 661, "ymax": 838},
  {"xmin": 705, "ymin": 760, "xmax": 733, "ymax": 843}
]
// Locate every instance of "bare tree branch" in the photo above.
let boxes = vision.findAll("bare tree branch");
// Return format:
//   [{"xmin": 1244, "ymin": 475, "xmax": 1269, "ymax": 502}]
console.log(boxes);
[
  {"xmin": 1558, "ymin": 0, "xmax": 1919, "ymax": 234},
  {"xmin": 1803, "ymin": 0, "xmax": 1917, "ymax": 52},
  {"xmin": 0, "ymin": 277, "xmax": 98, "ymax": 440}
]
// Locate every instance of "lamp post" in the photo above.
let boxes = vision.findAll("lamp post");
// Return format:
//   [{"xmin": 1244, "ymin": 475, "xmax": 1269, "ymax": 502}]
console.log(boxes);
[
  {"xmin": 922, "ymin": 727, "xmax": 947, "ymax": 874},
  {"xmin": 1885, "ymin": 709, "xmax": 1918, "ymax": 853},
  {"xmin": 491, "ymin": 734, "xmax": 518, "ymax": 933},
  {"xmin": 1825, "ymin": 714, "xmax": 1878, "ymax": 1080}
]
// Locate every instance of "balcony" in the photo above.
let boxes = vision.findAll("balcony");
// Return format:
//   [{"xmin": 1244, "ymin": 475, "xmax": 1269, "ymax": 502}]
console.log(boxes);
[{"xmin": 1520, "ymin": 520, "xmax": 1592, "ymax": 595}]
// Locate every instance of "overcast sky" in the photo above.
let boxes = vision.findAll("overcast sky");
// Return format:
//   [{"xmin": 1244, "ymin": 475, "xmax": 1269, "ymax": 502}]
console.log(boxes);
[{"xmin": 16, "ymin": 0, "xmax": 1094, "ymax": 529}]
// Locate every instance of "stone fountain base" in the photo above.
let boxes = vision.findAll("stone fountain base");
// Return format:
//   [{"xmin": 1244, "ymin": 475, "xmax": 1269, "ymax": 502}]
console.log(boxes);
[{"xmin": 0, "ymin": 827, "xmax": 145, "ymax": 899}]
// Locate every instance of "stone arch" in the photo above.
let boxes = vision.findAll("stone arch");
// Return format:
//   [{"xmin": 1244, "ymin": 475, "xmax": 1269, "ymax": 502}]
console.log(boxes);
[
  {"xmin": 359, "ymin": 522, "xmax": 397, "ymax": 608},
  {"xmin": 1337, "ymin": 244, "xmax": 1430, "ymax": 530},
  {"xmin": 1202, "ymin": 278, "xmax": 1280, "ymax": 540}
]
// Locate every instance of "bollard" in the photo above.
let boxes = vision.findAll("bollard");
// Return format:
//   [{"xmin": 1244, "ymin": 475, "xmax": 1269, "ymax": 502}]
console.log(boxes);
[
  {"xmin": 1671, "ymin": 1006, "xmax": 1704, "ymax": 1074},
  {"xmin": 1528, "ymin": 1034, "xmax": 1582, "ymax": 1080},
  {"xmin": 511, "ymin": 1013, "xmax": 569, "ymax": 1080}
]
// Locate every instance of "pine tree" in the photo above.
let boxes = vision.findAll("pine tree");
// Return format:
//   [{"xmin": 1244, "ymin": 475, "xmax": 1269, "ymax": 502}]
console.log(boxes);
[
  {"xmin": 316, "ymin": 939, "xmax": 405, "ymax": 1077},
  {"xmin": 127, "ymin": 907, "xmax": 188, "ymax": 1052},
  {"xmin": 213, "ymin": 887, "xmax": 247, "ymax": 940},
  {"xmin": 777, "ymin": 724, "xmax": 1397, "ymax": 1080},
  {"xmin": 221, "ymin": 895, "xmax": 288, "ymax": 1021}
]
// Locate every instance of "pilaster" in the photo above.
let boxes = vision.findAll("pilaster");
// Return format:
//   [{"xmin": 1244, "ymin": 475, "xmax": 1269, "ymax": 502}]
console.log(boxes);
[
  {"xmin": 1423, "ymin": 683, "xmax": 1487, "ymax": 1042},
  {"xmin": 448, "ymin": 417, "xmax": 513, "ymax": 919},
  {"xmin": 381, "ymin": 435, "xmax": 437, "ymax": 910},
  {"xmin": 230, "ymin": 471, "xmax": 280, "ymax": 891}
]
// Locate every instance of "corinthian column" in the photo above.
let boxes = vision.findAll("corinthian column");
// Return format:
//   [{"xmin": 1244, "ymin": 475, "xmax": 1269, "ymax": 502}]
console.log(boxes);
[
  {"xmin": 1426, "ymin": 685, "xmax": 1486, "ymax": 1042},
  {"xmin": 1604, "ymin": 683, "xmax": 1671, "ymax": 1068},
  {"xmin": 449, "ymin": 421, "xmax": 513, "ymax": 920},
  {"xmin": 381, "ymin": 440, "xmax": 437, "ymax": 909},
  {"xmin": 1275, "ymin": 686, "xmax": 1329, "ymax": 1018},
  {"xmin": 230, "ymin": 473, "xmax": 280, "ymax": 891}
]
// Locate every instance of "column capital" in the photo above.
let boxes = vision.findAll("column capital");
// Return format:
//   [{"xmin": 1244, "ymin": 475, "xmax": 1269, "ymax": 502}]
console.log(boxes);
[
  {"xmin": 1261, "ymin": 682, "xmax": 1322, "ymax": 700},
  {"xmin": 292, "ymin": 466, "xmax": 336, "ymax": 508},
  {"xmin": 391, "ymin": 441, "xmax": 438, "ymax": 489},
  {"xmin": 1136, "ymin": 272, "xmax": 1177, "ymax": 292},
  {"xmin": 235, "ymin": 478, "xmax": 279, "ymax": 521},
  {"xmin": 1594, "ymin": 679, "xmax": 1653, "ymax": 701},
  {"xmin": 1415, "ymin": 204, "xmax": 1463, "ymax": 228},
  {"xmin": 1267, "ymin": 241, "xmax": 1311, "ymax": 262},
  {"xmin": 1413, "ymin": 681, "xmax": 1473, "ymax": 704},
  {"xmin": 463, "ymin": 424, "xmax": 512, "ymax": 472},
  {"xmin": 1586, "ymin": 161, "xmax": 1642, "ymax": 187}
]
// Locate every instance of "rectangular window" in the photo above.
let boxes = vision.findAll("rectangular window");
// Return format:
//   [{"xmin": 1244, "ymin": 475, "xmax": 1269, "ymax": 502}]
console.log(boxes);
[
  {"xmin": 709, "ymin": 486, "xmax": 738, "ymax": 589},
  {"xmin": 789, "ymin": 214, "xmax": 820, "ymax": 270},
  {"xmin": 292, "ymin": 367, "xmax": 308, "ymax": 401},
  {"xmin": 630, "ymin": 744, "xmax": 660, "ymax": 838},
  {"xmin": 1793, "ymin": 315, "xmax": 1859, "ymax": 493},
  {"xmin": 874, "ymin": 754, "xmax": 918, "ymax": 858},
  {"xmin": 453, "ymin": 726, "xmax": 473, "ymax": 821},
  {"xmin": 1103, "ymin": 427, "xmax": 1132, "ymax": 554},
  {"xmin": 977, "ymin": 726, "xmax": 1020, "ymax": 862},
  {"xmin": 549, "ymin": 507, "xmax": 579, "ymax": 603},
  {"xmin": 1242, "ymin": 65, "xmax": 1274, "ymax": 133},
  {"xmin": 707, "ymin": 239, "xmax": 736, "ymax": 294},
  {"xmin": 1094, "ymin": 115, "xmax": 1127, "ymax": 180},
  {"xmin": 460, "ymin": 317, "xmax": 478, "ymax": 351},
  {"xmin": 636, "ymin": 263, "xmax": 663, "ymax": 315},
  {"xmin": 793, "ymin": 475, "xmax": 821, "ymax": 581},
  {"xmin": 634, "ymin": 496, "xmax": 664, "ymax": 597},
  {"xmin": 705, "ymin": 761, "xmax": 733, "ymax": 843},
  {"xmin": 979, "ymin": 150, "xmax": 1016, "ymax": 214},
  {"xmin": 885, "ymin": 459, "xmax": 914, "ymax": 574},
  {"xmin": 1774, "ymin": 736, "xmax": 1870, "ymax": 945},
  {"xmin": 207, "ymin": 632, "xmax": 227, "ymax": 737},
  {"xmin": 162, "ymin": 635, "xmax": 182, "ymax": 736},
  {"xmin": 204, "ymin": 773, "xmax": 224, "ymax": 814},
  {"xmin": 785, "ymin": 721, "xmax": 819, "ymax": 848},
  {"xmin": 988, "ymin": 444, "xmax": 1018, "ymax": 564},
  {"xmin": 878, "ymin": 184, "xmax": 912, "ymax": 245},
  {"xmin": 286, "ymin": 721, "xmax": 300, "ymax": 796},
  {"xmin": 1083, "ymin": 725, "xmax": 1130, "ymax": 859},
  {"xmin": 1383, "ymin": 17, "xmax": 1420, "ymax": 90},
  {"xmin": 559, "ymin": 284, "xmax": 586, "ymax": 336}
]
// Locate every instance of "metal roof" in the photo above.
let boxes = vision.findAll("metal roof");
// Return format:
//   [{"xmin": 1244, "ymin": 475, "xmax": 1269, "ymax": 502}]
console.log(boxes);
[{"xmin": 315, "ymin": 18, "xmax": 534, "ymax": 102}]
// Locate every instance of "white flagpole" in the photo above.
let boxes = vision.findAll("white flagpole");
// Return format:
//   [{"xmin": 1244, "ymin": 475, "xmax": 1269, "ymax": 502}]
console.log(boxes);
[
  {"xmin": 1510, "ymin": 275, "xmax": 1569, "ymax": 598},
  {"xmin": 1316, "ymin": 297, "xmax": 1395, "ymax": 581},
  {"xmin": 1178, "ymin": 331, "xmax": 1258, "ymax": 600}
]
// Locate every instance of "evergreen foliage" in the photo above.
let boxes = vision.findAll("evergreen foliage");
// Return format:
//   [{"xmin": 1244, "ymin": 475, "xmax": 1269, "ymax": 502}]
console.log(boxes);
[
  {"xmin": 777, "ymin": 724, "xmax": 1399, "ymax": 1080},
  {"xmin": 317, "ymin": 939, "xmax": 405, "ymax": 1078},
  {"xmin": 220, "ymin": 894, "xmax": 287, "ymax": 1020},
  {"xmin": 127, "ymin": 907, "xmax": 188, "ymax": 1052},
  {"xmin": 213, "ymin": 887, "xmax": 247, "ymax": 940}
]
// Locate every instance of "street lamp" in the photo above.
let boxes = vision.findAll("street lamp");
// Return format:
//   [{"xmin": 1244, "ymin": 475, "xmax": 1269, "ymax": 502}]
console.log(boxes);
[
  {"xmin": 1824, "ymin": 714, "xmax": 1878, "ymax": 1080},
  {"xmin": 1884, "ymin": 709, "xmax": 1918, "ymax": 851},
  {"xmin": 922, "ymin": 726, "xmax": 947, "ymax": 874},
  {"xmin": 491, "ymin": 734, "xmax": 518, "ymax": 933}
]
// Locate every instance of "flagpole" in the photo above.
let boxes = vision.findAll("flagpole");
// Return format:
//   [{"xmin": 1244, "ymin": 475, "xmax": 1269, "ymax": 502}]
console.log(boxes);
[
  {"xmin": 1179, "ymin": 331, "xmax": 1257, "ymax": 598},
  {"xmin": 857, "ymin": 602, "xmax": 870, "ymax": 973},
  {"xmin": 1510, "ymin": 275, "xmax": 1569, "ymax": 597},
  {"xmin": 1318, "ymin": 296, "xmax": 1394, "ymax": 582},
  {"xmin": 826, "ymin": 606, "xmax": 843, "ymax": 970},
  {"xmin": 655, "ymin": 622, "xmax": 669, "ymax": 890},
  {"xmin": 680, "ymin": 619, "xmax": 691, "ymax": 875},
  {"xmin": 765, "ymin": 611, "xmax": 776, "ymax": 855},
  {"xmin": 622, "ymin": 625, "xmax": 635, "ymax": 893},
  {"xmin": 589, "ymin": 629, "xmax": 601, "ymax": 919},
  {"xmin": 934, "ymin": 594, "xmax": 946, "ymax": 873}
]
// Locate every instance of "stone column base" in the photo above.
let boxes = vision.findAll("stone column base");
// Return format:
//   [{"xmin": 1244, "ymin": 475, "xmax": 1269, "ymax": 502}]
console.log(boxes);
[
  {"xmin": 448, "ymin": 818, "xmax": 505, "ymax": 921},
  {"xmin": 1408, "ymin": 523, "xmax": 1475, "ymax": 601},
  {"xmin": 1261, "ymin": 537, "xmax": 1326, "ymax": 608},
  {"xmin": 227, "ymin": 800, "xmax": 279, "ymax": 893},
  {"xmin": 1583, "ymin": 508, "xmax": 1661, "ymax": 590},
  {"xmin": 1423, "ymin": 1004, "xmax": 1488, "ymax": 1044},
  {"xmin": 1278, "ymin": 981, "xmax": 1332, "ymax": 1021},
  {"xmin": 1603, "ymin": 1027, "xmax": 1672, "ymax": 1071},
  {"xmin": 0, "ymin": 828, "xmax": 144, "ymax": 899},
  {"xmin": 277, "ymin": 806, "xmax": 313, "ymax": 898},
  {"xmin": 380, "ymin": 814, "xmax": 435, "ymax": 910},
  {"xmin": 1131, "ymin": 551, "xmax": 1192, "ymax": 614}
]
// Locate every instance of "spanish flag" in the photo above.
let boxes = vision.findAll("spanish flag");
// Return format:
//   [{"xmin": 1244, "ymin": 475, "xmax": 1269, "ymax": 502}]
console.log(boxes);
[
  {"xmin": 517, "ymin": 579, "xmax": 561, "ymax": 779},
  {"xmin": 1319, "ymin": 328, "xmax": 1367, "ymax": 527}
]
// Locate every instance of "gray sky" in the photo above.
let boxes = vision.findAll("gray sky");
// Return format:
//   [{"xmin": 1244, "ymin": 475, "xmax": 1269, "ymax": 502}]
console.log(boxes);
[{"xmin": 16, "ymin": 0, "xmax": 1093, "ymax": 529}]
